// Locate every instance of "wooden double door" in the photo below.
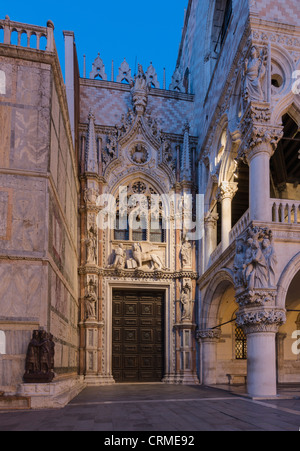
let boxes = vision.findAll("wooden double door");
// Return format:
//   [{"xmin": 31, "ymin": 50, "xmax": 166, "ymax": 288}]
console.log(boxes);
[{"xmin": 112, "ymin": 290, "xmax": 164, "ymax": 383}]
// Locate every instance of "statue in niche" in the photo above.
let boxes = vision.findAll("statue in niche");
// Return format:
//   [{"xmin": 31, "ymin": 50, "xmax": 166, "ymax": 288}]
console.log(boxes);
[
  {"xmin": 131, "ymin": 143, "xmax": 148, "ymax": 164},
  {"xmin": 24, "ymin": 330, "xmax": 55, "ymax": 383},
  {"xmin": 242, "ymin": 45, "xmax": 267, "ymax": 102},
  {"xmin": 132, "ymin": 242, "xmax": 165, "ymax": 271},
  {"xmin": 110, "ymin": 243, "xmax": 126, "ymax": 270},
  {"xmin": 181, "ymin": 236, "xmax": 192, "ymax": 268},
  {"xmin": 86, "ymin": 225, "xmax": 97, "ymax": 265},
  {"xmin": 84, "ymin": 278, "xmax": 98, "ymax": 319},
  {"xmin": 180, "ymin": 284, "xmax": 192, "ymax": 322}
]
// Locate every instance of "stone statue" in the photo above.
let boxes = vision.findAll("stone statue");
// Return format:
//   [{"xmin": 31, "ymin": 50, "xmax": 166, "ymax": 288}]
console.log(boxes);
[
  {"xmin": 233, "ymin": 227, "xmax": 276, "ymax": 292},
  {"xmin": 132, "ymin": 243, "xmax": 165, "ymax": 270},
  {"xmin": 242, "ymin": 45, "xmax": 267, "ymax": 102},
  {"xmin": 24, "ymin": 330, "xmax": 55, "ymax": 383},
  {"xmin": 84, "ymin": 278, "xmax": 98, "ymax": 319},
  {"xmin": 243, "ymin": 238, "xmax": 268, "ymax": 291},
  {"xmin": 110, "ymin": 243, "xmax": 125, "ymax": 269},
  {"xmin": 86, "ymin": 225, "xmax": 97, "ymax": 265},
  {"xmin": 131, "ymin": 64, "xmax": 149, "ymax": 115},
  {"xmin": 181, "ymin": 237, "xmax": 192, "ymax": 268},
  {"xmin": 180, "ymin": 284, "xmax": 192, "ymax": 322}
]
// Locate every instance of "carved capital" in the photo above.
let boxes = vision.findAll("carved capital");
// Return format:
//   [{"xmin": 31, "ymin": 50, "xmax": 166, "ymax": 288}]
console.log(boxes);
[
  {"xmin": 204, "ymin": 212, "xmax": 219, "ymax": 229},
  {"xmin": 196, "ymin": 328, "xmax": 221, "ymax": 342},
  {"xmin": 217, "ymin": 181, "xmax": 238, "ymax": 202},
  {"xmin": 235, "ymin": 288, "xmax": 277, "ymax": 308},
  {"xmin": 236, "ymin": 307, "xmax": 286, "ymax": 334},
  {"xmin": 239, "ymin": 124, "xmax": 284, "ymax": 163}
]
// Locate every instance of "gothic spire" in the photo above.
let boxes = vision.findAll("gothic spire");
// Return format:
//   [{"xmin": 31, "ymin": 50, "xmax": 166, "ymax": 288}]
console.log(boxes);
[
  {"xmin": 86, "ymin": 110, "xmax": 98, "ymax": 173},
  {"xmin": 181, "ymin": 121, "xmax": 192, "ymax": 181}
]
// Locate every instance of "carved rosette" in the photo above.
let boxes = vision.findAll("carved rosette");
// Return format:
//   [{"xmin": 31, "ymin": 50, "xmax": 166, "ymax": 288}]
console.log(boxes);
[
  {"xmin": 236, "ymin": 307, "xmax": 286, "ymax": 334},
  {"xmin": 196, "ymin": 328, "xmax": 221, "ymax": 342}
]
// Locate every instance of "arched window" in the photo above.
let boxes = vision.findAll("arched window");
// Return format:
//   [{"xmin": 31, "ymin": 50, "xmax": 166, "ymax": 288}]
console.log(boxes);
[
  {"xmin": 114, "ymin": 181, "xmax": 166, "ymax": 243},
  {"xmin": 235, "ymin": 324, "xmax": 247, "ymax": 360},
  {"xmin": 0, "ymin": 331, "xmax": 6, "ymax": 355}
]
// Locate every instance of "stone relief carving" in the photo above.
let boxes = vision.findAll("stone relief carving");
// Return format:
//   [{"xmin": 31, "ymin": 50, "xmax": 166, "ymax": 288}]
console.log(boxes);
[
  {"xmin": 110, "ymin": 243, "xmax": 126, "ymax": 270},
  {"xmin": 233, "ymin": 226, "xmax": 277, "ymax": 295},
  {"xmin": 242, "ymin": 45, "xmax": 268, "ymax": 103},
  {"xmin": 132, "ymin": 242, "xmax": 165, "ymax": 271},
  {"xmin": 130, "ymin": 143, "xmax": 149, "ymax": 164}
]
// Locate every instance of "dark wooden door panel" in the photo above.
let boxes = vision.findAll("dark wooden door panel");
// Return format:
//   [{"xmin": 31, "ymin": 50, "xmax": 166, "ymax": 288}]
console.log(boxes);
[{"xmin": 112, "ymin": 290, "xmax": 164, "ymax": 383}]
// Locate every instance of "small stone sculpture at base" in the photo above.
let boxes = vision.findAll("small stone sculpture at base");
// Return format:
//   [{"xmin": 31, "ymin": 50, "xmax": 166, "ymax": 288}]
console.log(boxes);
[{"xmin": 23, "ymin": 330, "xmax": 55, "ymax": 384}]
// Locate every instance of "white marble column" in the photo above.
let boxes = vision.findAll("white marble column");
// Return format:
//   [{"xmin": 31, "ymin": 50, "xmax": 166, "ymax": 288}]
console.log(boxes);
[
  {"xmin": 204, "ymin": 211, "xmax": 219, "ymax": 269},
  {"xmin": 197, "ymin": 329, "xmax": 221, "ymax": 386},
  {"xmin": 244, "ymin": 126, "xmax": 283, "ymax": 223},
  {"xmin": 217, "ymin": 182, "xmax": 238, "ymax": 251},
  {"xmin": 236, "ymin": 307, "xmax": 286, "ymax": 397}
]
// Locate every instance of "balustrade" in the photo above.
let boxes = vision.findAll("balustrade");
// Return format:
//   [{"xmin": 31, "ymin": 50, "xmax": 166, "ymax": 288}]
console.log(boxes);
[
  {"xmin": 271, "ymin": 199, "xmax": 300, "ymax": 225},
  {"xmin": 0, "ymin": 16, "xmax": 54, "ymax": 52}
]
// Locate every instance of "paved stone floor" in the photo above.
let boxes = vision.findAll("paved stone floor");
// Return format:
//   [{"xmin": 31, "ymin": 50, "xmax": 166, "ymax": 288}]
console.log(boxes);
[{"xmin": 0, "ymin": 384, "xmax": 300, "ymax": 432}]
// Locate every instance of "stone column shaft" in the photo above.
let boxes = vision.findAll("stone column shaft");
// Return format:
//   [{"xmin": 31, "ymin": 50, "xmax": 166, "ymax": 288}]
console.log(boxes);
[
  {"xmin": 218, "ymin": 182, "xmax": 238, "ymax": 251},
  {"xmin": 236, "ymin": 307, "xmax": 286, "ymax": 397},
  {"xmin": 204, "ymin": 212, "xmax": 219, "ymax": 269}
]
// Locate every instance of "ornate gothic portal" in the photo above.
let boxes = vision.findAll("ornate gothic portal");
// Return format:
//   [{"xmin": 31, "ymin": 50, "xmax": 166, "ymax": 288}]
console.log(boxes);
[{"xmin": 79, "ymin": 64, "xmax": 199, "ymax": 385}]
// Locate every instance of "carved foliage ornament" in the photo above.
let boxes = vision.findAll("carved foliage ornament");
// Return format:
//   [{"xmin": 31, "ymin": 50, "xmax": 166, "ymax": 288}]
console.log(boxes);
[{"xmin": 236, "ymin": 308, "xmax": 286, "ymax": 334}]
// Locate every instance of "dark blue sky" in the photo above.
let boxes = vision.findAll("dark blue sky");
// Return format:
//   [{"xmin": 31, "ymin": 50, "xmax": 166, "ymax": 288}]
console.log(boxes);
[{"xmin": 2, "ymin": 0, "xmax": 188, "ymax": 86}]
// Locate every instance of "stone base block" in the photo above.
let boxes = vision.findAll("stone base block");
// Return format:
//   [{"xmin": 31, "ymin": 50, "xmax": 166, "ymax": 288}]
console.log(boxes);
[
  {"xmin": 0, "ymin": 394, "xmax": 31, "ymax": 410},
  {"xmin": 84, "ymin": 374, "xmax": 116, "ymax": 386},
  {"xmin": 17, "ymin": 375, "xmax": 86, "ymax": 409},
  {"xmin": 163, "ymin": 372, "xmax": 199, "ymax": 385}
]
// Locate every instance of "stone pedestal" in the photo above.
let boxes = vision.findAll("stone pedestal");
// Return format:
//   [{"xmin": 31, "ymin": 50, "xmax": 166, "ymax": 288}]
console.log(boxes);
[{"xmin": 18, "ymin": 376, "xmax": 86, "ymax": 409}]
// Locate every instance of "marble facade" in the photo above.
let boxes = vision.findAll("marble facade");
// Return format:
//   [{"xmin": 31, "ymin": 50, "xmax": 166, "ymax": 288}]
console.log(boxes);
[{"xmin": 0, "ymin": 0, "xmax": 300, "ymax": 407}]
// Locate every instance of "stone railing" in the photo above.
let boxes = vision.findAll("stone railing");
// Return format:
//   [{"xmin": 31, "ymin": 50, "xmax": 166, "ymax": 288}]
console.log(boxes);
[
  {"xmin": 210, "ymin": 241, "xmax": 223, "ymax": 265},
  {"xmin": 271, "ymin": 199, "xmax": 300, "ymax": 225},
  {"xmin": 229, "ymin": 209, "xmax": 250, "ymax": 244},
  {"xmin": 0, "ymin": 16, "xmax": 55, "ymax": 52}
]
